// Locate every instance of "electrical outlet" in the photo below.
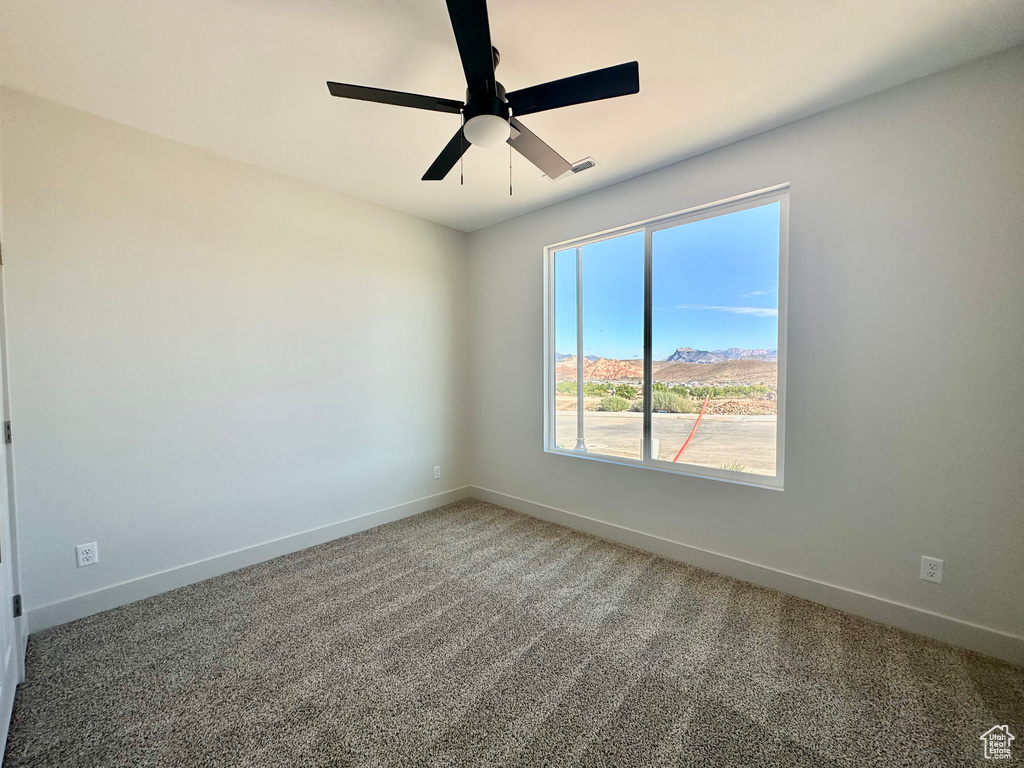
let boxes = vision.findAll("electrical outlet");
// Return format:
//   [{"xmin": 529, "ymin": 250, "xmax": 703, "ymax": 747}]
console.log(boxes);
[
  {"xmin": 433, "ymin": 465, "xmax": 442, "ymax": 480},
  {"xmin": 920, "ymin": 556, "xmax": 943, "ymax": 583},
  {"xmin": 76, "ymin": 542, "xmax": 99, "ymax": 568}
]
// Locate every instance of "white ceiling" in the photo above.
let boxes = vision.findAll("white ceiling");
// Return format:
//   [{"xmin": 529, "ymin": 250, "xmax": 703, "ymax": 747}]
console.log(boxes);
[{"xmin": 2, "ymin": 1, "xmax": 1023, "ymax": 232}]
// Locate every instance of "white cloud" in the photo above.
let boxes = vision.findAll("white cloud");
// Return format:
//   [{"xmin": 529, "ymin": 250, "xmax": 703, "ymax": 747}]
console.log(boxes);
[
  {"xmin": 678, "ymin": 303, "xmax": 778, "ymax": 317},
  {"xmin": 741, "ymin": 289, "xmax": 777, "ymax": 297}
]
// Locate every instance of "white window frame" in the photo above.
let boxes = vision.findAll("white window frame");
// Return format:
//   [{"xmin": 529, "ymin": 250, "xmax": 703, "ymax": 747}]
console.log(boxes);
[{"xmin": 543, "ymin": 184, "xmax": 789, "ymax": 491}]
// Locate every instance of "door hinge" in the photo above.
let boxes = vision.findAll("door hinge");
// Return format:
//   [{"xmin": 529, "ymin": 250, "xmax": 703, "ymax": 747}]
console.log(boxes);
[
  {"xmin": 12, "ymin": 594, "xmax": 21, "ymax": 619},
  {"xmin": 3, "ymin": 421, "xmax": 10, "ymax": 445}
]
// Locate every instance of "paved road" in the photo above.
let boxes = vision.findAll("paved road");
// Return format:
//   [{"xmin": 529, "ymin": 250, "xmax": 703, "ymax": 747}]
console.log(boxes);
[{"xmin": 555, "ymin": 410, "xmax": 777, "ymax": 476}]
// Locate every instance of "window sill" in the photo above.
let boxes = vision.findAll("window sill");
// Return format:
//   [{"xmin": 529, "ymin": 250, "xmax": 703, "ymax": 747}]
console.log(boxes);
[{"xmin": 544, "ymin": 446, "xmax": 784, "ymax": 491}]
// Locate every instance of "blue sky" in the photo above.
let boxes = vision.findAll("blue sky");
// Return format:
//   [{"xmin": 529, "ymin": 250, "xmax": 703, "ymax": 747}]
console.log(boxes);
[{"xmin": 555, "ymin": 202, "xmax": 780, "ymax": 360}]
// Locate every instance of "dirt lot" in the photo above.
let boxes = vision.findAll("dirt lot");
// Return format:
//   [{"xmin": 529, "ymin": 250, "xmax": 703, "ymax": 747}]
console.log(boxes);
[
  {"xmin": 553, "ymin": 410, "xmax": 777, "ymax": 476},
  {"xmin": 555, "ymin": 395, "xmax": 603, "ymax": 411},
  {"xmin": 706, "ymin": 398, "xmax": 777, "ymax": 415}
]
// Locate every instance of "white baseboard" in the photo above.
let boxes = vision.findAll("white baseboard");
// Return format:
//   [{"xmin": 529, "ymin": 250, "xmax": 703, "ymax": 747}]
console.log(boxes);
[
  {"xmin": 27, "ymin": 486, "xmax": 474, "ymax": 634},
  {"xmin": 16, "ymin": 618, "xmax": 26, "ymax": 683},
  {"xmin": 470, "ymin": 486, "xmax": 1024, "ymax": 667}
]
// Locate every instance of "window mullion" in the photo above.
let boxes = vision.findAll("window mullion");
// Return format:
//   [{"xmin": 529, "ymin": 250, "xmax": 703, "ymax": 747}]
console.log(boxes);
[
  {"xmin": 642, "ymin": 227, "xmax": 653, "ymax": 462},
  {"xmin": 574, "ymin": 246, "xmax": 586, "ymax": 452}
]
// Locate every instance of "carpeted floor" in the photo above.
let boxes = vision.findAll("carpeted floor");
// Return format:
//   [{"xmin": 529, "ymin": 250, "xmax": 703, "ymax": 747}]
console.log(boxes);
[{"xmin": 5, "ymin": 499, "xmax": 1022, "ymax": 767}]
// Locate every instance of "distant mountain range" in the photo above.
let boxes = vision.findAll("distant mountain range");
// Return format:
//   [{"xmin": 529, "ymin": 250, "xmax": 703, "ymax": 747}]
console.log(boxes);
[
  {"xmin": 556, "ymin": 348, "xmax": 777, "ymax": 364},
  {"xmin": 664, "ymin": 347, "xmax": 777, "ymax": 364}
]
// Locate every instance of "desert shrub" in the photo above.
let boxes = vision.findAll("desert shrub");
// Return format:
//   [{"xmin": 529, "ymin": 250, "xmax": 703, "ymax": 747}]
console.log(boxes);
[
  {"xmin": 652, "ymin": 391, "xmax": 700, "ymax": 413},
  {"xmin": 597, "ymin": 396, "xmax": 630, "ymax": 412},
  {"xmin": 690, "ymin": 384, "xmax": 771, "ymax": 400},
  {"xmin": 719, "ymin": 460, "xmax": 746, "ymax": 472},
  {"xmin": 555, "ymin": 381, "xmax": 577, "ymax": 395},
  {"xmin": 690, "ymin": 386, "xmax": 720, "ymax": 400},
  {"xmin": 629, "ymin": 392, "xmax": 699, "ymax": 413},
  {"xmin": 652, "ymin": 381, "xmax": 668, "ymax": 392},
  {"xmin": 583, "ymin": 382, "xmax": 611, "ymax": 396},
  {"xmin": 669, "ymin": 385, "xmax": 690, "ymax": 398},
  {"xmin": 726, "ymin": 384, "xmax": 770, "ymax": 398},
  {"xmin": 613, "ymin": 384, "xmax": 638, "ymax": 400}
]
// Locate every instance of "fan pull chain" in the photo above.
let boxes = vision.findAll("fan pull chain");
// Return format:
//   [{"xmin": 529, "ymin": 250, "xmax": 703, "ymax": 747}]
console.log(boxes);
[
  {"xmin": 509, "ymin": 141, "xmax": 513, "ymax": 197},
  {"xmin": 460, "ymin": 115, "xmax": 465, "ymax": 186}
]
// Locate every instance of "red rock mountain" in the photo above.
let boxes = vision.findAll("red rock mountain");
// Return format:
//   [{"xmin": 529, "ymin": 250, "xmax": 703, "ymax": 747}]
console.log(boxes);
[{"xmin": 555, "ymin": 356, "xmax": 643, "ymax": 382}]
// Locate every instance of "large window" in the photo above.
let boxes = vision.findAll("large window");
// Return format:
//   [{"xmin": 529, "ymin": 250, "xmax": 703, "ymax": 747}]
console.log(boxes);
[{"xmin": 545, "ymin": 185, "xmax": 788, "ymax": 489}]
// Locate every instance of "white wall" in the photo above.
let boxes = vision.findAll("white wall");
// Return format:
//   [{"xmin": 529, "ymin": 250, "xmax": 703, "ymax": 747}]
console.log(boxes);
[
  {"xmin": 0, "ymin": 88, "xmax": 470, "ymax": 619},
  {"xmin": 2, "ymin": 45, "xmax": 1022, "ymax": 658},
  {"xmin": 468, "ymin": 48, "xmax": 1024, "ymax": 643}
]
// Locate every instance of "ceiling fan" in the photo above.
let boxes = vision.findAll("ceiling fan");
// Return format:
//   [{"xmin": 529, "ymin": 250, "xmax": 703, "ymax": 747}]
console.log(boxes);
[{"xmin": 326, "ymin": 0, "xmax": 640, "ymax": 182}]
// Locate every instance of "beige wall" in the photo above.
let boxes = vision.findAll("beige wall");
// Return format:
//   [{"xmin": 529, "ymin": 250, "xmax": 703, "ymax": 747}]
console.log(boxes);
[
  {"xmin": 468, "ymin": 47, "xmax": 1024, "ymax": 641},
  {"xmin": 0, "ymin": 88, "xmax": 470, "ymax": 615}
]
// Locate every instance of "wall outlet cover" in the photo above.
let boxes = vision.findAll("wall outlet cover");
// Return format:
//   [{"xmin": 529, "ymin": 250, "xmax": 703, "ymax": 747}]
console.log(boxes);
[
  {"xmin": 76, "ymin": 542, "xmax": 99, "ymax": 568},
  {"xmin": 920, "ymin": 555, "xmax": 943, "ymax": 583}
]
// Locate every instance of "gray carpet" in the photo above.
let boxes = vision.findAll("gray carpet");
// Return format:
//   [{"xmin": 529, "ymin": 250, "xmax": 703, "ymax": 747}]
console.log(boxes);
[{"xmin": 5, "ymin": 499, "xmax": 1022, "ymax": 767}]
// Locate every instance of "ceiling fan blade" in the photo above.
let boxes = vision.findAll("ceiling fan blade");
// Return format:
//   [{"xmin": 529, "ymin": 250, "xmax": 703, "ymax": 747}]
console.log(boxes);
[
  {"xmin": 506, "ymin": 61, "xmax": 640, "ymax": 117},
  {"xmin": 445, "ymin": 0, "xmax": 496, "ymax": 95},
  {"xmin": 508, "ymin": 118, "xmax": 572, "ymax": 179},
  {"xmin": 422, "ymin": 127, "xmax": 469, "ymax": 181},
  {"xmin": 327, "ymin": 82, "xmax": 464, "ymax": 114}
]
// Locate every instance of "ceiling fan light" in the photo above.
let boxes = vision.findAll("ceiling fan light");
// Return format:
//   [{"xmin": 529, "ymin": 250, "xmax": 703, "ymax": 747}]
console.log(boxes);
[{"xmin": 464, "ymin": 114, "xmax": 511, "ymax": 147}]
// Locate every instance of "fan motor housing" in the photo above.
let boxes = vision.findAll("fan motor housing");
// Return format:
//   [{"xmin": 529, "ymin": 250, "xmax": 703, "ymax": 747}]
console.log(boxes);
[
  {"xmin": 464, "ymin": 48, "xmax": 509, "ymax": 123},
  {"xmin": 464, "ymin": 83, "xmax": 509, "ymax": 123}
]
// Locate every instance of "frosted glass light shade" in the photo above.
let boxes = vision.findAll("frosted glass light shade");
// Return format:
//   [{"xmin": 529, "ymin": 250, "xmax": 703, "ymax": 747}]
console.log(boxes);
[{"xmin": 464, "ymin": 114, "xmax": 510, "ymax": 147}]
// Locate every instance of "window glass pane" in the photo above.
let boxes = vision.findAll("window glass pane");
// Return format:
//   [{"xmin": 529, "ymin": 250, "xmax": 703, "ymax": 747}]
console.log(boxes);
[
  {"xmin": 580, "ymin": 231, "xmax": 644, "ymax": 460},
  {"xmin": 651, "ymin": 203, "xmax": 780, "ymax": 476},
  {"xmin": 553, "ymin": 249, "xmax": 578, "ymax": 450}
]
